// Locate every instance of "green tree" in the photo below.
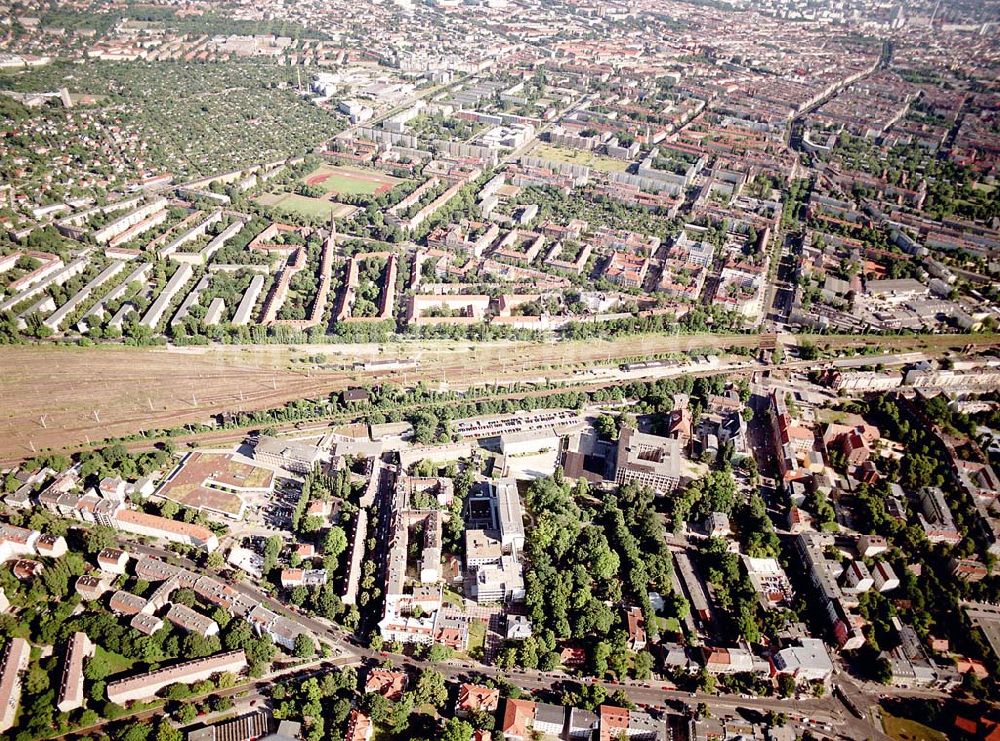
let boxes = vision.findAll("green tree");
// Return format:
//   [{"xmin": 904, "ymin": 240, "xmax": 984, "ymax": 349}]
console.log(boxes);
[
  {"xmin": 778, "ymin": 673, "xmax": 796, "ymax": 698},
  {"xmin": 323, "ymin": 526, "xmax": 348, "ymax": 558},
  {"xmin": 293, "ymin": 633, "xmax": 316, "ymax": 659},
  {"xmin": 591, "ymin": 641, "xmax": 611, "ymax": 677},
  {"xmin": 263, "ymin": 535, "xmax": 283, "ymax": 574},
  {"xmin": 388, "ymin": 692, "xmax": 415, "ymax": 733},
  {"xmin": 361, "ymin": 691, "xmax": 391, "ymax": 723},
  {"xmin": 415, "ymin": 668, "xmax": 448, "ymax": 708},
  {"xmin": 84, "ymin": 525, "xmax": 116, "ymax": 554},
  {"xmin": 666, "ymin": 591, "xmax": 690, "ymax": 620},
  {"xmin": 518, "ymin": 637, "xmax": 539, "ymax": 669},
  {"xmin": 427, "ymin": 643, "xmax": 454, "ymax": 662},
  {"xmin": 331, "ymin": 697, "xmax": 352, "ymax": 726},
  {"xmin": 439, "ymin": 718, "xmax": 475, "ymax": 741},
  {"xmin": 594, "ymin": 415, "xmax": 619, "ymax": 440},
  {"xmin": 496, "ymin": 646, "xmax": 517, "ymax": 670},
  {"xmin": 223, "ymin": 618, "xmax": 253, "ymax": 650},
  {"xmin": 175, "ymin": 703, "xmax": 198, "ymax": 724},
  {"xmin": 634, "ymin": 650, "xmax": 654, "ymax": 680},
  {"xmin": 300, "ymin": 515, "xmax": 325, "ymax": 534},
  {"xmin": 697, "ymin": 668, "xmax": 715, "ymax": 693},
  {"xmin": 874, "ymin": 656, "xmax": 893, "ymax": 684},
  {"xmin": 539, "ymin": 650, "xmax": 559, "ymax": 671},
  {"xmin": 118, "ymin": 723, "xmax": 153, "ymax": 741},
  {"xmin": 155, "ymin": 719, "xmax": 184, "ymax": 741}
]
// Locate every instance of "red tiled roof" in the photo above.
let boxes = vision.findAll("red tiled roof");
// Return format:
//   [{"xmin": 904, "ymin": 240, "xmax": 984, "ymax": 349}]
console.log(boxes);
[
  {"xmin": 501, "ymin": 698, "xmax": 536, "ymax": 739},
  {"xmin": 458, "ymin": 684, "xmax": 500, "ymax": 714},
  {"xmin": 364, "ymin": 669, "xmax": 407, "ymax": 701}
]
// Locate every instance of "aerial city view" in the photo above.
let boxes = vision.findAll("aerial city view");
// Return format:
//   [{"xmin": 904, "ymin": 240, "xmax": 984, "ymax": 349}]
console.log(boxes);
[{"xmin": 0, "ymin": 0, "xmax": 998, "ymax": 739}]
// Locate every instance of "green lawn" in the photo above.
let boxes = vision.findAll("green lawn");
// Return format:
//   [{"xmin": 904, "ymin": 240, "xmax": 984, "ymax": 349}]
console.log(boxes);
[
  {"xmin": 415, "ymin": 704, "xmax": 440, "ymax": 719},
  {"xmin": 881, "ymin": 711, "xmax": 948, "ymax": 741},
  {"xmin": 533, "ymin": 144, "xmax": 631, "ymax": 173},
  {"xmin": 95, "ymin": 645, "xmax": 134, "ymax": 677},
  {"xmin": 321, "ymin": 173, "xmax": 381, "ymax": 195},
  {"xmin": 442, "ymin": 587, "xmax": 465, "ymax": 610},
  {"xmin": 658, "ymin": 616, "xmax": 682, "ymax": 634},
  {"xmin": 467, "ymin": 620, "xmax": 486, "ymax": 656}
]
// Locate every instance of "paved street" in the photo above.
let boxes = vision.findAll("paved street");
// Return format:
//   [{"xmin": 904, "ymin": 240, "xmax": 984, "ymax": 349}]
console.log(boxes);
[{"xmin": 120, "ymin": 535, "xmax": 904, "ymax": 740}]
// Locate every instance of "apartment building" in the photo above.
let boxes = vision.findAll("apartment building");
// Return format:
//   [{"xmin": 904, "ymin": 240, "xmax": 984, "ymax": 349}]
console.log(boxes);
[
  {"xmin": 114, "ymin": 509, "xmax": 220, "ymax": 552},
  {"xmin": 106, "ymin": 651, "xmax": 247, "ymax": 705},
  {"xmin": 796, "ymin": 533, "xmax": 866, "ymax": 651},
  {"xmin": 493, "ymin": 478, "xmax": 525, "ymax": 553},
  {"xmin": 771, "ymin": 638, "xmax": 833, "ymax": 683},
  {"xmin": 166, "ymin": 603, "xmax": 220, "ymax": 638},
  {"xmin": 0, "ymin": 637, "xmax": 30, "ymax": 732},
  {"xmin": 57, "ymin": 632, "xmax": 94, "ymax": 713},
  {"xmin": 471, "ymin": 554, "xmax": 525, "ymax": 603},
  {"xmin": 456, "ymin": 683, "xmax": 500, "ymax": 718},
  {"xmin": 917, "ymin": 487, "xmax": 962, "ymax": 545},
  {"xmin": 97, "ymin": 548, "xmax": 130, "ymax": 574},
  {"xmin": 602, "ymin": 251, "xmax": 649, "ymax": 289}
]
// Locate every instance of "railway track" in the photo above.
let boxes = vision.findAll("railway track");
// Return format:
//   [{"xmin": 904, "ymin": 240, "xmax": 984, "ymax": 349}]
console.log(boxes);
[{"xmin": 1, "ymin": 332, "xmax": 995, "ymax": 463}]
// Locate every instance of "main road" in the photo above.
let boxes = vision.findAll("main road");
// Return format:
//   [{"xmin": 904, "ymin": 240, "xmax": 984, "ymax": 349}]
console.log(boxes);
[{"xmin": 122, "ymin": 539, "xmax": 899, "ymax": 740}]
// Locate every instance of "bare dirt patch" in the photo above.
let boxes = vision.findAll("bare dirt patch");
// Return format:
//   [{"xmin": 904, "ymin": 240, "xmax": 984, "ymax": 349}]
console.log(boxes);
[{"xmin": 0, "ymin": 345, "xmax": 339, "ymax": 461}]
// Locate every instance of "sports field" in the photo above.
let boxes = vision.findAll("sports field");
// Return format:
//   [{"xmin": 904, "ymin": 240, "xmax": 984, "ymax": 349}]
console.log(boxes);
[
  {"xmin": 256, "ymin": 192, "xmax": 358, "ymax": 220},
  {"xmin": 302, "ymin": 165, "xmax": 405, "ymax": 196}
]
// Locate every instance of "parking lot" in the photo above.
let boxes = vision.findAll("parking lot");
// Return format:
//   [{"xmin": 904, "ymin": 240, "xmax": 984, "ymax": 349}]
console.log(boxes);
[{"xmin": 247, "ymin": 478, "xmax": 302, "ymax": 532}]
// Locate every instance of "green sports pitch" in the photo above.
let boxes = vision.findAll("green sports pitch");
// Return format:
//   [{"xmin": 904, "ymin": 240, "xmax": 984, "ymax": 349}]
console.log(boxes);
[{"xmin": 302, "ymin": 165, "xmax": 405, "ymax": 196}]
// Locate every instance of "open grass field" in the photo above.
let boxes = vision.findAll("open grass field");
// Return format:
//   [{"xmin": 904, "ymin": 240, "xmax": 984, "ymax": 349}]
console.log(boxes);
[
  {"xmin": 302, "ymin": 164, "xmax": 405, "ymax": 196},
  {"xmin": 255, "ymin": 163, "xmax": 400, "ymax": 220},
  {"xmin": 533, "ymin": 144, "xmax": 632, "ymax": 173},
  {"xmin": 659, "ymin": 616, "xmax": 682, "ymax": 634},
  {"xmin": 881, "ymin": 711, "xmax": 948, "ymax": 741},
  {"xmin": 0, "ymin": 332, "xmax": 994, "ymax": 464}
]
